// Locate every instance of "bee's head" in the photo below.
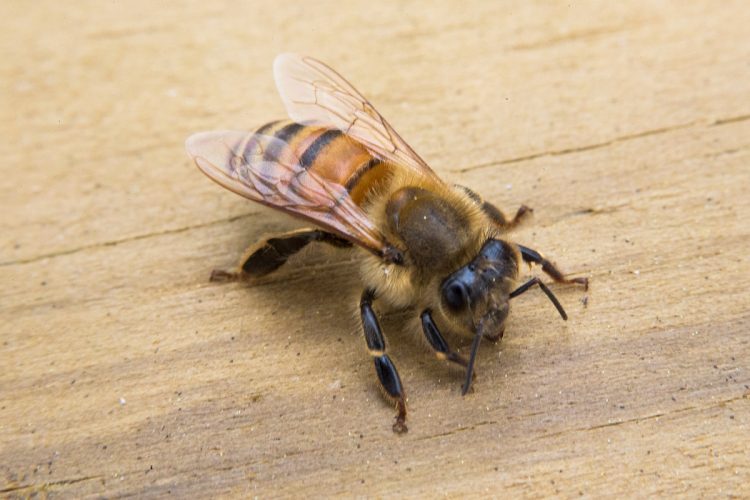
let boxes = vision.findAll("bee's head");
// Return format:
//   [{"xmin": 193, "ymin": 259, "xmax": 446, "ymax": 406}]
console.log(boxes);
[
  {"xmin": 440, "ymin": 238, "xmax": 569, "ymax": 394},
  {"xmin": 441, "ymin": 238, "xmax": 517, "ymax": 396},
  {"xmin": 440, "ymin": 239, "xmax": 517, "ymax": 342}
]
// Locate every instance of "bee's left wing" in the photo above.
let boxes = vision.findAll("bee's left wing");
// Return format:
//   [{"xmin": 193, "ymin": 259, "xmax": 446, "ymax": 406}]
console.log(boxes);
[
  {"xmin": 186, "ymin": 130, "xmax": 402, "ymax": 263},
  {"xmin": 273, "ymin": 53, "xmax": 442, "ymax": 183}
]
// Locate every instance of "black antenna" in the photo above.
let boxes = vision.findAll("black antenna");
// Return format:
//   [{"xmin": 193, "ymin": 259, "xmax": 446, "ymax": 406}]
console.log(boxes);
[
  {"xmin": 510, "ymin": 277, "xmax": 568, "ymax": 320},
  {"xmin": 461, "ymin": 330, "xmax": 483, "ymax": 395}
]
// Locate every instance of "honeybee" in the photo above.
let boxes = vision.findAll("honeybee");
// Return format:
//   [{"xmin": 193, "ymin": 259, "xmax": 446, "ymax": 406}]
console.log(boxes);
[{"xmin": 186, "ymin": 54, "xmax": 588, "ymax": 434}]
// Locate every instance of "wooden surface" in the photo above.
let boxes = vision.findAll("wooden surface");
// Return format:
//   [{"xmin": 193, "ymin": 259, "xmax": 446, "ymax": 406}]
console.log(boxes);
[{"xmin": 2, "ymin": 1, "xmax": 749, "ymax": 497}]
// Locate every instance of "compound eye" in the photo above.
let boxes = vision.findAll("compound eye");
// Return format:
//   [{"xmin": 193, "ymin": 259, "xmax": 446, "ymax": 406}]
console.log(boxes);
[{"xmin": 442, "ymin": 279, "xmax": 469, "ymax": 311}]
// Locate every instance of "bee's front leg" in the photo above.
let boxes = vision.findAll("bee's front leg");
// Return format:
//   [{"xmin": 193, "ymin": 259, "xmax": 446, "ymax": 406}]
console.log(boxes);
[
  {"xmin": 420, "ymin": 309, "xmax": 469, "ymax": 368},
  {"xmin": 360, "ymin": 289, "xmax": 407, "ymax": 434},
  {"xmin": 420, "ymin": 310, "xmax": 479, "ymax": 392}
]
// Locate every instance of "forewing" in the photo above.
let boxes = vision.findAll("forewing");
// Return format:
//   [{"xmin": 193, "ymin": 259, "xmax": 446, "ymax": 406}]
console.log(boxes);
[
  {"xmin": 273, "ymin": 53, "xmax": 441, "ymax": 181},
  {"xmin": 186, "ymin": 130, "xmax": 389, "ymax": 255}
]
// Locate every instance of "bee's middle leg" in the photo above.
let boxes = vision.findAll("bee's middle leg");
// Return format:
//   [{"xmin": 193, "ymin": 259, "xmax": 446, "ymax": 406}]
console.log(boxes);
[
  {"xmin": 210, "ymin": 228, "xmax": 352, "ymax": 282},
  {"xmin": 360, "ymin": 289, "xmax": 408, "ymax": 434},
  {"xmin": 455, "ymin": 184, "xmax": 532, "ymax": 230},
  {"xmin": 517, "ymin": 244, "xmax": 589, "ymax": 290}
]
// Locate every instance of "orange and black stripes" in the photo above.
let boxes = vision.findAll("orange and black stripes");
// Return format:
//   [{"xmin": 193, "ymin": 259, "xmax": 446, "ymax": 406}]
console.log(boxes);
[
  {"xmin": 299, "ymin": 129, "xmax": 343, "ymax": 169},
  {"xmin": 255, "ymin": 120, "xmax": 279, "ymax": 136},
  {"xmin": 260, "ymin": 121, "xmax": 302, "ymax": 161},
  {"xmin": 249, "ymin": 120, "xmax": 392, "ymax": 206}
]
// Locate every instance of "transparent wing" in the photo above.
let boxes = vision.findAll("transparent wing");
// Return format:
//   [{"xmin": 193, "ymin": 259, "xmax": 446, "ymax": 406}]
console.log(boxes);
[
  {"xmin": 186, "ymin": 130, "xmax": 399, "ymax": 260},
  {"xmin": 273, "ymin": 53, "xmax": 441, "ymax": 181}
]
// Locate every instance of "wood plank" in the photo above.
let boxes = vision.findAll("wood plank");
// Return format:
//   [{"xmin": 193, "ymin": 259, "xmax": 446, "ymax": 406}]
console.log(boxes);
[{"xmin": 2, "ymin": 0, "xmax": 749, "ymax": 497}]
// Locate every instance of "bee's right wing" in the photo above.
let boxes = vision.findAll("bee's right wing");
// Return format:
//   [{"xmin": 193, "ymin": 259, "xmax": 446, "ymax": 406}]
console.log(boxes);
[
  {"xmin": 186, "ymin": 130, "xmax": 402, "ymax": 262},
  {"xmin": 273, "ymin": 53, "xmax": 442, "ymax": 183}
]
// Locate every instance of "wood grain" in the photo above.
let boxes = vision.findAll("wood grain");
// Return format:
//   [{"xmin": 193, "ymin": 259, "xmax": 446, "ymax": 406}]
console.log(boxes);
[{"xmin": 2, "ymin": 0, "xmax": 749, "ymax": 497}]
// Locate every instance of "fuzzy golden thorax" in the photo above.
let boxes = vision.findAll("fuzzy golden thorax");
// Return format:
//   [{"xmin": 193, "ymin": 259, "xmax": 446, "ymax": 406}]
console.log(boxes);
[
  {"xmin": 376, "ymin": 171, "xmax": 489, "ymax": 270},
  {"xmin": 359, "ymin": 170, "xmax": 520, "ymax": 339}
]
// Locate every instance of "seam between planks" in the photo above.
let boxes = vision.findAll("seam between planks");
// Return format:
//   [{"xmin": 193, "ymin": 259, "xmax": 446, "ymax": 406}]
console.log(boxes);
[
  {"xmin": 454, "ymin": 113, "xmax": 750, "ymax": 174},
  {"xmin": 0, "ymin": 212, "xmax": 256, "ymax": 267}
]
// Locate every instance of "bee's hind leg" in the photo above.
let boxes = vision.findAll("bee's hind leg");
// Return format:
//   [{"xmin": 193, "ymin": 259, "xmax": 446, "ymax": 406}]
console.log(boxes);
[
  {"xmin": 455, "ymin": 184, "xmax": 532, "ymax": 230},
  {"xmin": 210, "ymin": 228, "xmax": 352, "ymax": 282},
  {"xmin": 517, "ymin": 244, "xmax": 589, "ymax": 290},
  {"xmin": 361, "ymin": 289, "xmax": 408, "ymax": 434}
]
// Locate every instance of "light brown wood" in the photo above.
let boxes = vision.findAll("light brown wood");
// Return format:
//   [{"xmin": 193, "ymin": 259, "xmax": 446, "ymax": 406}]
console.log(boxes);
[{"xmin": 2, "ymin": 0, "xmax": 749, "ymax": 497}]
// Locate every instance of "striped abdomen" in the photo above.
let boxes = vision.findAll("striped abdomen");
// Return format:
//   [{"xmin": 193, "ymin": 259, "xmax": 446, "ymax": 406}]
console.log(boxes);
[{"xmin": 256, "ymin": 120, "xmax": 392, "ymax": 205}]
